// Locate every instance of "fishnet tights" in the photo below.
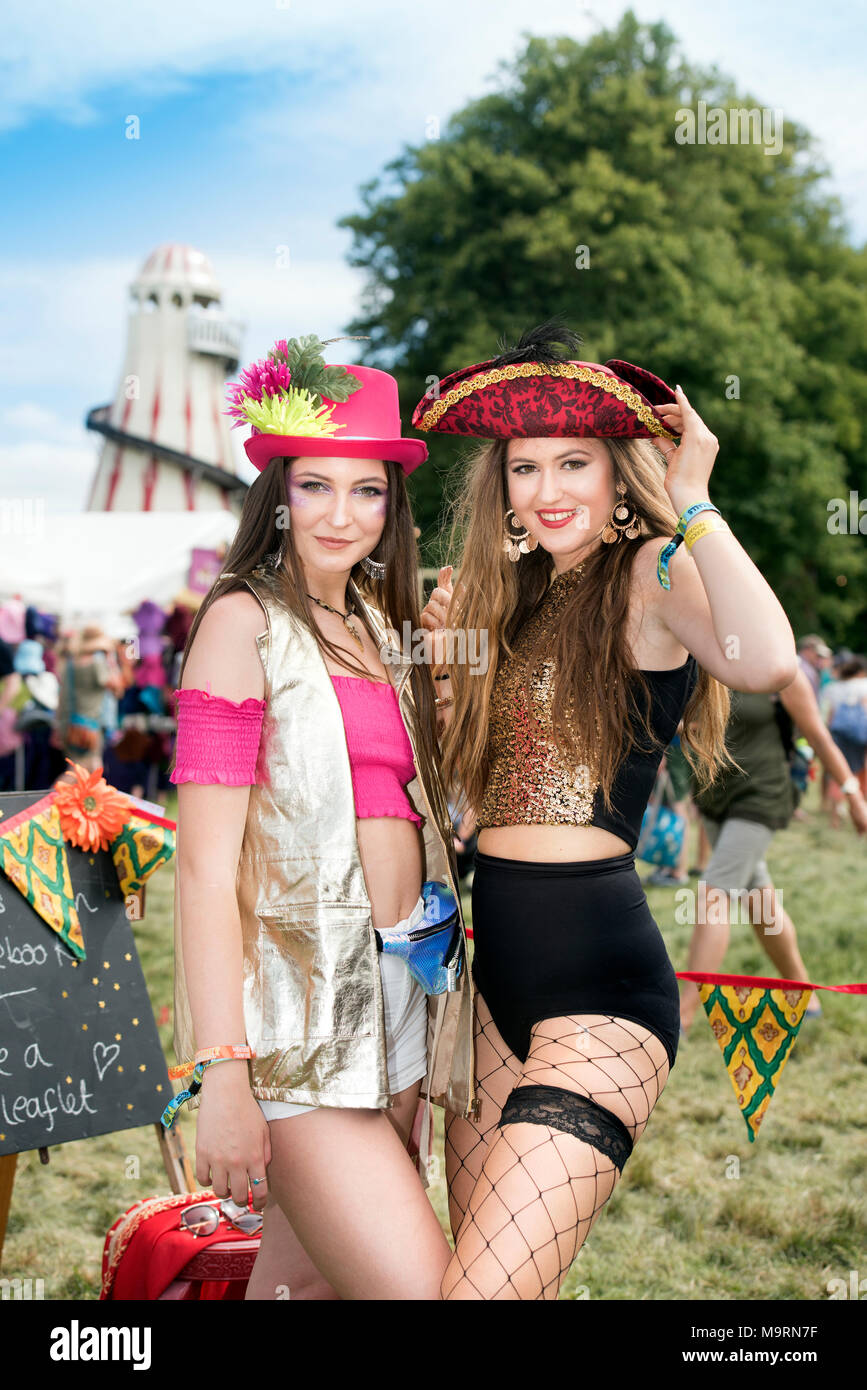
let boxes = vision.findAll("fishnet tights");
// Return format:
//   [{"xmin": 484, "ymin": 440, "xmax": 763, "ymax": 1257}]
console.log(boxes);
[{"xmin": 442, "ymin": 990, "xmax": 670, "ymax": 1300}]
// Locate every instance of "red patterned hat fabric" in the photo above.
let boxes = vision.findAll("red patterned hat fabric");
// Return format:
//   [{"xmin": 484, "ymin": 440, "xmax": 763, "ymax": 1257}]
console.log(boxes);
[{"xmin": 412, "ymin": 356, "xmax": 677, "ymax": 441}]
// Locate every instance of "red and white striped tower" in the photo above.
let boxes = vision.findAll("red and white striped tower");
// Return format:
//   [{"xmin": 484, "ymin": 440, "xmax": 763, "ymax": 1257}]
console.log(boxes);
[{"xmin": 85, "ymin": 243, "xmax": 248, "ymax": 512}]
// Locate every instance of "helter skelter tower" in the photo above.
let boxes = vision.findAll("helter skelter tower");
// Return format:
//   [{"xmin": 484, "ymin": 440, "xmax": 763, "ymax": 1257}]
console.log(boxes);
[{"xmin": 85, "ymin": 243, "xmax": 248, "ymax": 512}]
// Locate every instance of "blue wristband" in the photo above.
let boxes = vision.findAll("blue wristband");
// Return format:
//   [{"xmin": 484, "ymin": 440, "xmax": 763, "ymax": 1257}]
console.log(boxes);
[
  {"xmin": 161, "ymin": 1060, "xmax": 207, "ymax": 1129},
  {"xmin": 676, "ymin": 501, "xmax": 719, "ymax": 536},
  {"xmin": 657, "ymin": 502, "xmax": 721, "ymax": 590}
]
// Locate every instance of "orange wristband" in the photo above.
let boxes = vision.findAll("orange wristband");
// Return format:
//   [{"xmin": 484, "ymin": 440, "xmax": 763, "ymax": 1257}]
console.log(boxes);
[{"xmin": 168, "ymin": 1043, "xmax": 255, "ymax": 1080}]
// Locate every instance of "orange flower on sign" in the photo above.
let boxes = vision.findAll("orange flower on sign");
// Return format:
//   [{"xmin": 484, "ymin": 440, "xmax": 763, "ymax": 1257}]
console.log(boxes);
[{"xmin": 54, "ymin": 760, "xmax": 130, "ymax": 852}]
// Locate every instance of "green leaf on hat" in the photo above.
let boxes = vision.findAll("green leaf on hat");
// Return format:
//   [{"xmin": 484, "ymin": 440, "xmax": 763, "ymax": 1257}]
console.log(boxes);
[{"xmin": 269, "ymin": 335, "xmax": 363, "ymax": 408}]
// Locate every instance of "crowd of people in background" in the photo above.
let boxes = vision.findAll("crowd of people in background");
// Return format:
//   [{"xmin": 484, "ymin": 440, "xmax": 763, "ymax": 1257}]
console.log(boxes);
[
  {"xmin": 645, "ymin": 635, "xmax": 867, "ymax": 891},
  {"xmin": 0, "ymin": 593, "xmax": 201, "ymax": 800}
]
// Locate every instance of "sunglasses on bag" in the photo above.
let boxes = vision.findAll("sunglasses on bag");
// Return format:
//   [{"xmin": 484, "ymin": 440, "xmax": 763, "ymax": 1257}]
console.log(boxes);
[{"xmin": 179, "ymin": 1198, "xmax": 264, "ymax": 1238}]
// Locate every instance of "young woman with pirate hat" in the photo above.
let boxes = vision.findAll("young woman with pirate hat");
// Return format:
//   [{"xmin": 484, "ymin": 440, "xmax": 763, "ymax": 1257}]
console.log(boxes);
[{"xmin": 415, "ymin": 319, "xmax": 798, "ymax": 1300}]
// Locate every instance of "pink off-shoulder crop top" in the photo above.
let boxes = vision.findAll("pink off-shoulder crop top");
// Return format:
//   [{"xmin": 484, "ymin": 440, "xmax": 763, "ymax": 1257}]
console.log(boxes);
[{"xmin": 170, "ymin": 678, "xmax": 423, "ymax": 828}]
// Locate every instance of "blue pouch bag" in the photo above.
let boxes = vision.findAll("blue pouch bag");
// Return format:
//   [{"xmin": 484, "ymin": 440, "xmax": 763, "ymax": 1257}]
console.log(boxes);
[{"xmin": 374, "ymin": 880, "xmax": 464, "ymax": 994}]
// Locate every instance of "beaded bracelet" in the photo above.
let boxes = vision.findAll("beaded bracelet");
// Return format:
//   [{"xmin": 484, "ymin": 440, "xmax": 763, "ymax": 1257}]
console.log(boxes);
[{"xmin": 657, "ymin": 502, "xmax": 721, "ymax": 590}]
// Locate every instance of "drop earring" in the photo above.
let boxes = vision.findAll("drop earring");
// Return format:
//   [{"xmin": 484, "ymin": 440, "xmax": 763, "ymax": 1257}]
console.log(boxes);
[
  {"xmin": 361, "ymin": 554, "xmax": 386, "ymax": 580},
  {"xmin": 601, "ymin": 481, "xmax": 641, "ymax": 544},
  {"xmin": 502, "ymin": 508, "xmax": 538, "ymax": 562},
  {"xmin": 264, "ymin": 545, "xmax": 285, "ymax": 569}
]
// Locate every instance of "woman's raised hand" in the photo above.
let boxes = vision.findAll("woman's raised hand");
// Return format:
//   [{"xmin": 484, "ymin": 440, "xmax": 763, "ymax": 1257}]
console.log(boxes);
[{"xmin": 654, "ymin": 385, "xmax": 719, "ymax": 516}]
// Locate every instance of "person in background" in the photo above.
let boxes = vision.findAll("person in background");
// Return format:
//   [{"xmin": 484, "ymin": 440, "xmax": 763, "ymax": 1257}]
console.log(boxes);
[
  {"xmin": 11, "ymin": 639, "xmax": 62, "ymax": 789},
  {"xmin": 54, "ymin": 625, "xmax": 118, "ymax": 773},
  {"xmin": 680, "ymin": 666, "xmax": 867, "ymax": 1033},
  {"xmin": 0, "ymin": 634, "xmax": 22, "ymax": 791},
  {"xmin": 645, "ymin": 725, "xmax": 692, "ymax": 887},
  {"xmin": 821, "ymin": 654, "xmax": 867, "ymax": 822},
  {"xmin": 691, "ymin": 812, "xmax": 711, "ymax": 878},
  {"xmin": 797, "ymin": 634, "xmax": 832, "ymax": 698},
  {"xmin": 794, "ymin": 634, "xmax": 833, "ymax": 818}
]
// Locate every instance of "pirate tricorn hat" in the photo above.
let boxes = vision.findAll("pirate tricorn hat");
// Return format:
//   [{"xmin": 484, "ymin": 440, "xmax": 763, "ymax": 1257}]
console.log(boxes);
[{"xmin": 411, "ymin": 319, "xmax": 678, "ymax": 441}]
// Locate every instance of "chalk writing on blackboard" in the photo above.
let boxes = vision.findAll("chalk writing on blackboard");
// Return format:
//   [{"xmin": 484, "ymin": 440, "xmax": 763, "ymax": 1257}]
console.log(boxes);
[{"xmin": 0, "ymin": 791, "xmax": 171, "ymax": 1155}]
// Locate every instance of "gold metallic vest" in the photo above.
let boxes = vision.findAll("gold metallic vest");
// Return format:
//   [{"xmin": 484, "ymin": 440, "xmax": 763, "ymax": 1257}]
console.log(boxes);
[{"xmin": 173, "ymin": 569, "xmax": 477, "ymax": 1156}]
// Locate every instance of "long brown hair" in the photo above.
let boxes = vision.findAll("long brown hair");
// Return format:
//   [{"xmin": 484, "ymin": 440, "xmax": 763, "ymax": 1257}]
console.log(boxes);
[
  {"xmin": 439, "ymin": 435, "xmax": 733, "ymax": 817},
  {"xmin": 178, "ymin": 455, "xmax": 438, "ymax": 770}
]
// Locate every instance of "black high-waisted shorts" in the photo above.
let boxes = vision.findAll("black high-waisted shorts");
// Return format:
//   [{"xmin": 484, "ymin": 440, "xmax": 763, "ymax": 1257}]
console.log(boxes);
[{"xmin": 470, "ymin": 849, "xmax": 680, "ymax": 1071}]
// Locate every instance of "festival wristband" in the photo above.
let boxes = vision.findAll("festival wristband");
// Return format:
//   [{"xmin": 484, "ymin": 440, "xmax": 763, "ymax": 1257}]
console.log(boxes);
[
  {"xmin": 161, "ymin": 1052, "xmax": 254, "ymax": 1128},
  {"xmin": 657, "ymin": 502, "xmax": 721, "ymax": 589},
  {"xmin": 168, "ymin": 1043, "xmax": 255, "ymax": 1081},
  {"xmin": 676, "ymin": 501, "xmax": 719, "ymax": 534},
  {"xmin": 161, "ymin": 1061, "xmax": 207, "ymax": 1128},
  {"xmin": 684, "ymin": 515, "xmax": 727, "ymax": 550},
  {"xmin": 195, "ymin": 1043, "xmax": 255, "ymax": 1065}
]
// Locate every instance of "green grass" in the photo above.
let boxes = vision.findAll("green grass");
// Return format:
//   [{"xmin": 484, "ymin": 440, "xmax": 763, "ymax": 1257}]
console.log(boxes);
[{"xmin": 3, "ymin": 781, "xmax": 864, "ymax": 1299}]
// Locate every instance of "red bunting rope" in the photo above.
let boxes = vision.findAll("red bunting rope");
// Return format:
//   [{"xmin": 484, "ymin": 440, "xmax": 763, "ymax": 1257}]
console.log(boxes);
[{"xmin": 676, "ymin": 971, "xmax": 867, "ymax": 994}]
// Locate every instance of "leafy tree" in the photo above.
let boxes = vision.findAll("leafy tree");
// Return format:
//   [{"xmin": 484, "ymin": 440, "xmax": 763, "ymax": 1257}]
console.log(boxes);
[{"xmin": 338, "ymin": 11, "xmax": 867, "ymax": 647}]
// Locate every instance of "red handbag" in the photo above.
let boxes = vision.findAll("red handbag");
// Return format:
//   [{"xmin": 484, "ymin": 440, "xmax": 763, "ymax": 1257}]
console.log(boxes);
[{"xmin": 101, "ymin": 1190, "xmax": 262, "ymax": 1301}]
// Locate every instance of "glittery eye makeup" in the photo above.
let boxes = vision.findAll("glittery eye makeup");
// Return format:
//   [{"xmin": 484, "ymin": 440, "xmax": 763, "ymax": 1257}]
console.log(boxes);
[{"xmin": 287, "ymin": 479, "xmax": 311, "ymax": 506}]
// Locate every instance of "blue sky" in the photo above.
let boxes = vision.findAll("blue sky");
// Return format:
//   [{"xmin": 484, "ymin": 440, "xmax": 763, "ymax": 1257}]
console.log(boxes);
[{"xmin": 1, "ymin": 0, "xmax": 864, "ymax": 511}]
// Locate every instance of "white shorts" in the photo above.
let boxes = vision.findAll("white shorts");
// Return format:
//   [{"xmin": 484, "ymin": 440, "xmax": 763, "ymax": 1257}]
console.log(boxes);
[{"xmin": 256, "ymin": 893, "xmax": 429, "ymax": 1121}]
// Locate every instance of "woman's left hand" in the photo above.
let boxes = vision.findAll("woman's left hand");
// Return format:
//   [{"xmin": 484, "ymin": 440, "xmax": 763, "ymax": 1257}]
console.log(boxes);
[{"xmin": 654, "ymin": 386, "xmax": 719, "ymax": 516}]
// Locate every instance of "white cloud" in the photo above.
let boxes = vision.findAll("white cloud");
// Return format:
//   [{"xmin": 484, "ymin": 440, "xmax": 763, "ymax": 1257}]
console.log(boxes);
[{"xmin": 0, "ymin": 433, "xmax": 97, "ymax": 512}]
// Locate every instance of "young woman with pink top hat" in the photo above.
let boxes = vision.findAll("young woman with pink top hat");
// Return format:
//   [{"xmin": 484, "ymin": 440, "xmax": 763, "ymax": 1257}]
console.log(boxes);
[{"xmin": 164, "ymin": 336, "xmax": 475, "ymax": 1299}]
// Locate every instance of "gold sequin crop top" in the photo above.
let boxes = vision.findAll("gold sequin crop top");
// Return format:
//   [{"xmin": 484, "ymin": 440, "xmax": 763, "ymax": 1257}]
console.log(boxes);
[{"xmin": 476, "ymin": 566, "xmax": 698, "ymax": 848}]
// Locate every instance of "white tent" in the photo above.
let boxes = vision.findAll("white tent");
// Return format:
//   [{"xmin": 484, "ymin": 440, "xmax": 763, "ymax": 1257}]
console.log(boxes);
[{"xmin": 0, "ymin": 511, "xmax": 240, "ymax": 637}]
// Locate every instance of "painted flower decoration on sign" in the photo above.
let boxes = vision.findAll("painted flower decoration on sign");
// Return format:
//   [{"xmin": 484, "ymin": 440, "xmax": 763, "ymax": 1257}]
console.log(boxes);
[{"xmin": 55, "ymin": 760, "xmax": 130, "ymax": 852}]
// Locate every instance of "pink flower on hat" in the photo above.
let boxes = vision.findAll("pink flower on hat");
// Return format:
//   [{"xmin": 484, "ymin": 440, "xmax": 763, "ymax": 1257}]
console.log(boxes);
[{"xmin": 225, "ymin": 354, "xmax": 293, "ymax": 429}]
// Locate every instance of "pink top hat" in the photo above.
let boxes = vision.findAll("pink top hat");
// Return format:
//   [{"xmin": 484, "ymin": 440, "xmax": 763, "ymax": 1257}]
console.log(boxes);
[{"xmin": 240, "ymin": 362, "xmax": 428, "ymax": 477}]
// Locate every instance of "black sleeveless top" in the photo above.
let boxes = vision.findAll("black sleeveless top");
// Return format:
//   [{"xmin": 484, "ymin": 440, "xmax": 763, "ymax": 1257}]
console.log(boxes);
[
  {"xmin": 477, "ymin": 567, "xmax": 699, "ymax": 849},
  {"xmin": 593, "ymin": 656, "xmax": 699, "ymax": 847}
]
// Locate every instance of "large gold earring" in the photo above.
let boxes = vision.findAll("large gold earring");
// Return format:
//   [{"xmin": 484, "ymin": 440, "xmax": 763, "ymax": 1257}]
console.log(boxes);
[
  {"xmin": 502, "ymin": 508, "xmax": 538, "ymax": 562},
  {"xmin": 601, "ymin": 481, "xmax": 641, "ymax": 544}
]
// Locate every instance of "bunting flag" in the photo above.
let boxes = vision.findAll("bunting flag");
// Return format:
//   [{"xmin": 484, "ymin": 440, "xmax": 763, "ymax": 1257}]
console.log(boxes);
[
  {"xmin": 110, "ymin": 810, "xmax": 176, "ymax": 897},
  {"xmin": 677, "ymin": 972, "xmax": 867, "ymax": 1141},
  {"xmin": 0, "ymin": 764, "xmax": 177, "ymax": 961},
  {"xmin": 0, "ymin": 793, "xmax": 85, "ymax": 959}
]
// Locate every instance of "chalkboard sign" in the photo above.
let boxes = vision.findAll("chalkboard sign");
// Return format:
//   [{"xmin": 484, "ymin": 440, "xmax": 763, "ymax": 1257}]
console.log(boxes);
[{"xmin": 0, "ymin": 790, "xmax": 171, "ymax": 1155}]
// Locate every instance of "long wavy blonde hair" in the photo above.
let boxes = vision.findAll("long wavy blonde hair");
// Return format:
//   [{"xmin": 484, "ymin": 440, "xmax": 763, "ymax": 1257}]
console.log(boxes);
[{"xmin": 438, "ymin": 434, "xmax": 733, "ymax": 817}]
